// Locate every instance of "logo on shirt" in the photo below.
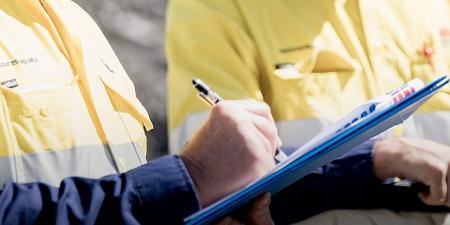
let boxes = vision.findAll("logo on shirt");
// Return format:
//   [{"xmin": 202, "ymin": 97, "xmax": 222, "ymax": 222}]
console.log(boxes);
[
  {"xmin": 0, "ymin": 58, "xmax": 39, "ymax": 68},
  {"xmin": 1, "ymin": 79, "xmax": 18, "ymax": 88}
]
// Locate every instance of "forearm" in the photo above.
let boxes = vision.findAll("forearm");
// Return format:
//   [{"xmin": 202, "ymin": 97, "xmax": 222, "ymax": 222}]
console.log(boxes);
[
  {"xmin": 270, "ymin": 139, "xmax": 450, "ymax": 224},
  {"xmin": 270, "ymin": 140, "xmax": 379, "ymax": 224},
  {"xmin": 0, "ymin": 155, "xmax": 200, "ymax": 225}
]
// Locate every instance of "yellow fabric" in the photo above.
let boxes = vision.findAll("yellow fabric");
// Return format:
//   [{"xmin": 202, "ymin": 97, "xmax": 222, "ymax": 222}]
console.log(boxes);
[
  {"xmin": 167, "ymin": 0, "xmax": 450, "ymax": 135},
  {"xmin": 0, "ymin": 1, "xmax": 151, "ymax": 161},
  {"xmin": 166, "ymin": 1, "xmax": 450, "ymax": 223}
]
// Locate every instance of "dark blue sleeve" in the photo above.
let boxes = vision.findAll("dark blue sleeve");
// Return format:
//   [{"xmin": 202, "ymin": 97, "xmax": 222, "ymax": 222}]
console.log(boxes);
[
  {"xmin": 270, "ymin": 139, "xmax": 448, "ymax": 225},
  {"xmin": 0, "ymin": 155, "xmax": 200, "ymax": 225}
]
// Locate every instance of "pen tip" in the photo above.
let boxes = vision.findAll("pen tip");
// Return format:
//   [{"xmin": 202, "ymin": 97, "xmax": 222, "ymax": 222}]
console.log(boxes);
[{"xmin": 192, "ymin": 79, "xmax": 198, "ymax": 86}]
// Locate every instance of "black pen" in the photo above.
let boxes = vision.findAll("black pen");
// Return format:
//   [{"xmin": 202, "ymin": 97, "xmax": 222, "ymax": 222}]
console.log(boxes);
[{"xmin": 192, "ymin": 79, "xmax": 288, "ymax": 163}]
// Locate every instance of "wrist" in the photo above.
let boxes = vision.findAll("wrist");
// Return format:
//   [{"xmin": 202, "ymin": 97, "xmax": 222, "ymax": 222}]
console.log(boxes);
[
  {"xmin": 180, "ymin": 152, "xmax": 209, "ymax": 206},
  {"xmin": 373, "ymin": 138, "xmax": 403, "ymax": 180}
]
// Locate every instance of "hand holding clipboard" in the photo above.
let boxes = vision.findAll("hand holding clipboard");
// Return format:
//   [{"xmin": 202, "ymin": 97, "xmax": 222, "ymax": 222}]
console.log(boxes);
[{"xmin": 185, "ymin": 75, "xmax": 449, "ymax": 225}]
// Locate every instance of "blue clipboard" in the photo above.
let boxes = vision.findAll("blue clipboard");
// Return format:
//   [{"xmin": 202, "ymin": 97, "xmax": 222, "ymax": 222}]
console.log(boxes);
[{"xmin": 185, "ymin": 75, "xmax": 449, "ymax": 225}]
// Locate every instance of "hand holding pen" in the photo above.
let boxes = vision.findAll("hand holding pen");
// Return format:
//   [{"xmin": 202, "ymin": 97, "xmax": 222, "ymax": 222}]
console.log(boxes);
[
  {"xmin": 192, "ymin": 79, "xmax": 288, "ymax": 163},
  {"xmin": 180, "ymin": 98, "xmax": 279, "ymax": 206}
]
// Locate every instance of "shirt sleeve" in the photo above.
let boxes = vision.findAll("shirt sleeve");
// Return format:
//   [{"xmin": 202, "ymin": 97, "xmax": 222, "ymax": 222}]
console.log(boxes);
[
  {"xmin": 0, "ymin": 155, "xmax": 200, "ymax": 225},
  {"xmin": 270, "ymin": 140, "xmax": 448, "ymax": 224}
]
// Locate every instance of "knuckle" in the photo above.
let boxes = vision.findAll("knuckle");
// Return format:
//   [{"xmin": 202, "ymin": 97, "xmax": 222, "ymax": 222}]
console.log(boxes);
[
  {"xmin": 429, "ymin": 165, "xmax": 446, "ymax": 181},
  {"xmin": 211, "ymin": 101, "xmax": 230, "ymax": 116},
  {"xmin": 211, "ymin": 103, "xmax": 242, "ymax": 125},
  {"xmin": 262, "ymin": 103, "xmax": 273, "ymax": 118},
  {"xmin": 268, "ymin": 132, "xmax": 279, "ymax": 150},
  {"xmin": 269, "ymin": 140, "xmax": 278, "ymax": 155},
  {"xmin": 254, "ymin": 166, "xmax": 269, "ymax": 178},
  {"xmin": 262, "ymin": 136, "xmax": 275, "ymax": 154},
  {"xmin": 261, "ymin": 102, "xmax": 271, "ymax": 112},
  {"xmin": 230, "ymin": 115, "xmax": 247, "ymax": 130},
  {"xmin": 270, "ymin": 128, "xmax": 279, "ymax": 141}
]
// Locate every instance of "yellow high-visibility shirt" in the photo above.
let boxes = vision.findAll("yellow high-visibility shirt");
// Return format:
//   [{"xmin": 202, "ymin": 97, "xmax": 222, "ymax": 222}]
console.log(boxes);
[
  {"xmin": 167, "ymin": 0, "xmax": 450, "ymax": 153},
  {"xmin": 0, "ymin": 0, "xmax": 152, "ymax": 187}
]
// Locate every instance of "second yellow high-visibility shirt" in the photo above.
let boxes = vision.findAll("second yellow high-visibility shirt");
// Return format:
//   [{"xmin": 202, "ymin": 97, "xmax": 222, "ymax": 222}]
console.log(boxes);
[{"xmin": 167, "ymin": 0, "xmax": 450, "ymax": 153}]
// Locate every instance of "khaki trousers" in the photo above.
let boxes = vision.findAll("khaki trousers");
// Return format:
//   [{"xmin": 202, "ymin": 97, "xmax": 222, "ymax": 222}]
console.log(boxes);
[{"xmin": 294, "ymin": 210, "xmax": 450, "ymax": 225}]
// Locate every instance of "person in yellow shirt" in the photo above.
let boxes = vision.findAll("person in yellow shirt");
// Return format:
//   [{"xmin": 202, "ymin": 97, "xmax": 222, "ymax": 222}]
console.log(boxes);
[
  {"xmin": 166, "ymin": 0, "xmax": 450, "ymax": 224},
  {"xmin": 0, "ymin": 1, "xmax": 279, "ymax": 224},
  {"xmin": 0, "ymin": 0, "xmax": 155, "ymax": 188},
  {"xmin": 0, "ymin": 99, "xmax": 279, "ymax": 224}
]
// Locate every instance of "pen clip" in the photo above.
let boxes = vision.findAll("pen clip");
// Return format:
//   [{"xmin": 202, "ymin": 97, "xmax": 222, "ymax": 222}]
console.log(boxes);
[{"xmin": 198, "ymin": 92, "xmax": 216, "ymax": 107}]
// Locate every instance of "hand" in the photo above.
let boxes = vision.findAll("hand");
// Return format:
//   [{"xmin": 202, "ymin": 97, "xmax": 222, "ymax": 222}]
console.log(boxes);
[
  {"xmin": 215, "ymin": 193, "xmax": 274, "ymax": 225},
  {"xmin": 180, "ymin": 100, "xmax": 279, "ymax": 206},
  {"xmin": 374, "ymin": 137, "xmax": 450, "ymax": 206}
]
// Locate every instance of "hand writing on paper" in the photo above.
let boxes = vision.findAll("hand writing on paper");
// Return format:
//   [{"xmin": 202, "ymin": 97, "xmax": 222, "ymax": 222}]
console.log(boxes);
[{"xmin": 181, "ymin": 100, "xmax": 279, "ymax": 206}]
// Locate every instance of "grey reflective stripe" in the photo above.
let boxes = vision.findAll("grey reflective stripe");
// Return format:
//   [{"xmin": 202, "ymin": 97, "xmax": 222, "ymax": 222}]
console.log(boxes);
[
  {"xmin": 0, "ymin": 143, "xmax": 146, "ymax": 189},
  {"xmin": 0, "ymin": 157, "xmax": 13, "ymax": 189},
  {"xmin": 170, "ymin": 111, "xmax": 450, "ymax": 153},
  {"xmin": 169, "ymin": 111, "xmax": 209, "ymax": 154},
  {"xmin": 276, "ymin": 119, "xmax": 334, "ymax": 148},
  {"xmin": 169, "ymin": 111, "xmax": 336, "ymax": 153},
  {"xmin": 277, "ymin": 112, "xmax": 450, "ymax": 148},
  {"xmin": 277, "ymin": 116, "xmax": 422, "ymax": 148},
  {"xmin": 408, "ymin": 111, "xmax": 450, "ymax": 145}
]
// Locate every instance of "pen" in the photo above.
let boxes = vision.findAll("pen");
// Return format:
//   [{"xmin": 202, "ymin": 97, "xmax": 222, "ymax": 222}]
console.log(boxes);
[{"xmin": 192, "ymin": 79, "xmax": 288, "ymax": 163}]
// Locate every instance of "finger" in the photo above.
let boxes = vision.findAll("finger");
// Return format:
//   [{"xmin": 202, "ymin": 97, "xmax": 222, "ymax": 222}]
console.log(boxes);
[
  {"xmin": 235, "ymin": 100, "xmax": 275, "ymax": 123},
  {"xmin": 277, "ymin": 138, "xmax": 283, "ymax": 148},
  {"xmin": 247, "ymin": 193, "xmax": 275, "ymax": 225},
  {"xmin": 421, "ymin": 178, "xmax": 446, "ymax": 205},
  {"xmin": 247, "ymin": 125, "xmax": 277, "ymax": 174},
  {"xmin": 418, "ymin": 192, "xmax": 444, "ymax": 206},
  {"xmin": 419, "ymin": 162, "xmax": 447, "ymax": 205},
  {"xmin": 405, "ymin": 151, "xmax": 447, "ymax": 203},
  {"xmin": 431, "ymin": 166, "xmax": 447, "ymax": 204},
  {"xmin": 249, "ymin": 115, "xmax": 279, "ymax": 155}
]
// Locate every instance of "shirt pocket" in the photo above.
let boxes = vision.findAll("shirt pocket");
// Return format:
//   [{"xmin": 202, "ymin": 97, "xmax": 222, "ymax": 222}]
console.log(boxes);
[
  {"xmin": 274, "ymin": 48, "xmax": 361, "ymax": 78},
  {"xmin": 98, "ymin": 74, "xmax": 152, "ymax": 153},
  {"xmin": 269, "ymin": 48, "xmax": 367, "ymax": 120},
  {"xmin": 99, "ymin": 74, "xmax": 152, "ymax": 130},
  {"xmin": 0, "ymin": 80, "xmax": 84, "ymax": 153}
]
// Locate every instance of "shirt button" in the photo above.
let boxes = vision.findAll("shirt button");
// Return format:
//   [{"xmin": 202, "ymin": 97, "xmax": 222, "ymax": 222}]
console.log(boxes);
[
  {"xmin": 39, "ymin": 107, "xmax": 49, "ymax": 117},
  {"xmin": 307, "ymin": 83, "xmax": 321, "ymax": 96}
]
